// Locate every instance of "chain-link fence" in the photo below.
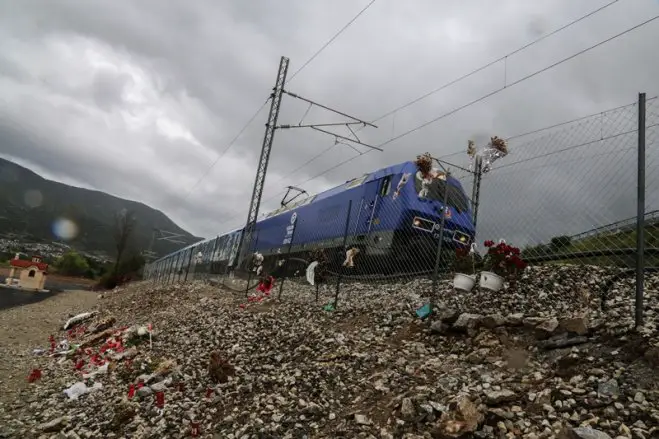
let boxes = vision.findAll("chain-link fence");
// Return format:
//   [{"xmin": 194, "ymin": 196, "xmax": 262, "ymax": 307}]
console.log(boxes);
[
  {"xmin": 144, "ymin": 93, "xmax": 657, "ymax": 321},
  {"xmin": 463, "ymin": 96, "xmax": 658, "ymax": 269}
]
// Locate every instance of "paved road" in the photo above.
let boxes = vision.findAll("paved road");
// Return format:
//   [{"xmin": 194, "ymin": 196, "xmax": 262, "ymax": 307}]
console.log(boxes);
[
  {"xmin": 0, "ymin": 286, "xmax": 62, "ymax": 311},
  {"xmin": 0, "ymin": 276, "xmax": 92, "ymax": 311}
]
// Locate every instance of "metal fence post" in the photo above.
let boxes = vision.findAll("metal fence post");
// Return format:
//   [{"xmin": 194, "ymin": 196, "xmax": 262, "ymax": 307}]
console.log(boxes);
[
  {"xmin": 432, "ymin": 171, "xmax": 451, "ymax": 305},
  {"xmin": 333, "ymin": 200, "xmax": 353, "ymax": 309},
  {"xmin": 174, "ymin": 252, "xmax": 183, "ymax": 283},
  {"xmin": 166, "ymin": 258, "xmax": 173, "ymax": 284},
  {"xmin": 278, "ymin": 220, "xmax": 298, "ymax": 300},
  {"xmin": 635, "ymin": 92, "xmax": 646, "ymax": 328},
  {"xmin": 471, "ymin": 157, "xmax": 483, "ymax": 231},
  {"xmin": 184, "ymin": 250, "xmax": 194, "ymax": 282}
]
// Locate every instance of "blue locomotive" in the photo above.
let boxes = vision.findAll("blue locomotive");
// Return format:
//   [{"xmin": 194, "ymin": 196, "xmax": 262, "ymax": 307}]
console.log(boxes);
[{"xmin": 149, "ymin": 160, "xmax": 475, "ymax": 279}]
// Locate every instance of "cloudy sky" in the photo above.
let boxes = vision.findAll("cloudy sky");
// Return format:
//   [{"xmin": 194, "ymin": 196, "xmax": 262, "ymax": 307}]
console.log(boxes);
[{"xmin": 1, "ymin": 0, "xmax": 659, "ymax": 246}]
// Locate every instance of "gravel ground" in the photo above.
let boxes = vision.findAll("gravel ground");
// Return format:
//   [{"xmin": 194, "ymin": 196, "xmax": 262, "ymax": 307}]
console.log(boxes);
[
  {"xmin": 0, "ymin": 290, "xmax": 99, "ymax": 403},
  {"xmin": 0, "ymin": 265, "xmax": 657, "ymax": 439}
]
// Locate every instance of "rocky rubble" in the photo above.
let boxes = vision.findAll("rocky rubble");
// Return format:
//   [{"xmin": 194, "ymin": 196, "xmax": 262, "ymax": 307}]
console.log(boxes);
[{"xmin": 0, "ymin": 265, "xmax": 657, "ymax": 438}]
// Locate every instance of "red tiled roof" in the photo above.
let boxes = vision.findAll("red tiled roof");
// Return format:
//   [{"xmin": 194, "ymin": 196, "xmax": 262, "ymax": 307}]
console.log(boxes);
[{"xmin": 10, "ymin": 259, "xmax": 49, "ymax": 271}]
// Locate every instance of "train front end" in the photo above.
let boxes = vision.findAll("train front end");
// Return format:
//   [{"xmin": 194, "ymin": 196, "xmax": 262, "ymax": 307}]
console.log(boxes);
[{"xmin": 392, "ymin": 165, "xmax": 475, "ymax": 269}]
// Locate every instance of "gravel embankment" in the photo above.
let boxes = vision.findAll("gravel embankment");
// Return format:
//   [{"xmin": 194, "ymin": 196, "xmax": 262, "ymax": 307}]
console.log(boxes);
[{"xmin": 0, "ymin": 265, "xmax": 657, "ymax": 439}]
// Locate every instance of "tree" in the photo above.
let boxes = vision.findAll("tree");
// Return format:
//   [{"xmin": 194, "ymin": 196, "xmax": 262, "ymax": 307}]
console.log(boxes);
[
  {"xmin": 113, "ymin": 209, "xmax": 137, "ymax": 277},
  {"xmin": 56, "ymin": 250, "xmax": 90, "ymax": 277},
  {"xmin": 119, "ymin": 252, "xmax": 146, "ymax": 276}
]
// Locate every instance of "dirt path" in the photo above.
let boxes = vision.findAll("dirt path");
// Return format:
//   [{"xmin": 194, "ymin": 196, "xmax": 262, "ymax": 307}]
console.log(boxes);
[{"xmin": 0, "ymin": 289, "xmax": 98, "ymax": 405}]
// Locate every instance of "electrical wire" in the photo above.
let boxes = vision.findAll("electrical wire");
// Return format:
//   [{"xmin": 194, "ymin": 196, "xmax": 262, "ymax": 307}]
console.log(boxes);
[
  {"xmin": 180, "ymin": 98, "xmax": 270, "ymax": 201},
  {"xmin": 213, "ymin": 98, "xmax": 655, "ymax": 233},
  {"xmin": 437, "ymin": 96, "xmax": 656, "ymax": 161},
  {"xmin": 379, "ymin": 14, "xmax": 659, "ymax": 148},
  {"xmin": 492, "ymin": 123, "xmax": 659, "ymax": 171},
  {"xmin": 179, "ymin": 0, "xmax": 378, "ymax": 225},
  {"xmin": 364, "ymin": 0, "xmax": 622, "ymax": 125},
  {"xmin": 286, "ymin": 0, "xmax": 378, "ymax": 84},
  {"xmin": 205, "ymin": 11, "xmax": 659, "ymax": 235},
  {"xmin": 278, "ymin": 0, "xmax": 624, "ymax": 181},
  {"xmin": 275, "ymin": 12, "xmax": 659, "ymax": 189}
]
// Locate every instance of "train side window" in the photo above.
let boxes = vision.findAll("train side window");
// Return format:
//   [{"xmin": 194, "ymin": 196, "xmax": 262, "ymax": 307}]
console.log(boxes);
[{"xmin": 379, "ymin": 175, "xmax": 392, "ymax": 197}]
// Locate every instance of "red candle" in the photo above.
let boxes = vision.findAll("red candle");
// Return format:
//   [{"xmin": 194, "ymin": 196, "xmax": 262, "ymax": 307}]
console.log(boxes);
[{"xmin": 155, "ymin": 391, "xmax": 165, "ymax": 408}]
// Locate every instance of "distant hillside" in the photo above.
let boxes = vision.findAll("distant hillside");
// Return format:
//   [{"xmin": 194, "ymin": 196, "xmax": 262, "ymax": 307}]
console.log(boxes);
[{"xmin": 0, "ymin": 157, "xmax": 202, "ymax": 257}]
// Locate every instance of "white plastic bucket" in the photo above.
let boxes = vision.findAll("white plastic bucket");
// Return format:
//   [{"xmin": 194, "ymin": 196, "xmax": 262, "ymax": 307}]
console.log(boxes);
[
  {"xmin": 453, "ymin": 273, "xmax": 476, "ymax": 292},
  {"xmin": 479, "ymin": 271, "xmax": 504, "ymax": 291}
]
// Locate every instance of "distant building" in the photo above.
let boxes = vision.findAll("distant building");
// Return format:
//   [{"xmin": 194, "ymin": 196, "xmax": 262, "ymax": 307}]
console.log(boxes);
[{"xmin": 5, "ymin": 254, "xmax": 49, "ymax": 291}]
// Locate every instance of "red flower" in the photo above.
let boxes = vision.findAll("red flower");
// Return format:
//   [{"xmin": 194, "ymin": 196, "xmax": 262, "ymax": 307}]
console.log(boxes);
[
  {"xmin": 482, "ymin": 239, "xmax": 527, "ymax": 278},
  {"xmin": 510, "ymin": 255, "xmax": 527, "ymax": 270},
  {"xmin": 27, "ymin": 369, "xmax": 42, "ymax": 383}
]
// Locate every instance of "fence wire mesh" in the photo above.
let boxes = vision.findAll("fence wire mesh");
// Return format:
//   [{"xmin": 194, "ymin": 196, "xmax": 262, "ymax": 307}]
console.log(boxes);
[
  {"xmin": 144, "ymin": 94, "xmax": 657, "ymax": 314},
  {"xmin": 461, "ymin": 98, "xmax": 657, "ymax": 270}
]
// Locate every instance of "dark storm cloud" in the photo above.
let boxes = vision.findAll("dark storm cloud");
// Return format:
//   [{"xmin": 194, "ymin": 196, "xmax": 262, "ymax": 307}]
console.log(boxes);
[{"xmin": 1, "ymin": 0, "xmax": 658, "ymax": 241}]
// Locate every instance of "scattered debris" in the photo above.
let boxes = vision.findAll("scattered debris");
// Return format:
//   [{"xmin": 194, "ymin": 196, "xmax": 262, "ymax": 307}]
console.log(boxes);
[
  {"xmin": 1, "ymin": 265, "xmax": 657, "ymax": 438},
  {"xmin": 63, "ymin": 311, "xmax": 98, "ymax": 330}
]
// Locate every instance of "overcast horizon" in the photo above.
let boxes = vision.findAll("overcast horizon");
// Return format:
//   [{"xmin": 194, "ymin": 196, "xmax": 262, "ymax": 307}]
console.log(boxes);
[{"xmin": 2, "ymin": 0, "xmax": 659, "ymax": 243}]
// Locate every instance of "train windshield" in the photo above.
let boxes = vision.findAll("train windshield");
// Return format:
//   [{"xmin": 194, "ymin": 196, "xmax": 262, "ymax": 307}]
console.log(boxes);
[{"xmin": 414, "ymin": 175, "xmax": 470, "ymax": 213}]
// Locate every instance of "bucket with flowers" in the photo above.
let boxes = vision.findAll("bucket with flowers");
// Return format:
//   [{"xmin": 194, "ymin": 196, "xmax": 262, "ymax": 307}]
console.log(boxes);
[
  {"xmin": 480, "ymin": 240, "xmax": 527, "ymax": 291},
  {"xmin": 452, "ymin": 243, "xmax": 481, "ymax": 292}
]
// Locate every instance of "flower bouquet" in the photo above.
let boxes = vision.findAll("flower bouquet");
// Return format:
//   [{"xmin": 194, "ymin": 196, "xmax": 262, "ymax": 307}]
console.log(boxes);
[{"xmin": 480, "ymin": 240, "xmax": 527, "ymax": 291}]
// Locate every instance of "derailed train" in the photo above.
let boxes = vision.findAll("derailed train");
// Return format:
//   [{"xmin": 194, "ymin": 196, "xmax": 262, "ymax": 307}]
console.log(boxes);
[{"xmin": 147, "ymin": 160, "xmax": 476, "ymax": 280}]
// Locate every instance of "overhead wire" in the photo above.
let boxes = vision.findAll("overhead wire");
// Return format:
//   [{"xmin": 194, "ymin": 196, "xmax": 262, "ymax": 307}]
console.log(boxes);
[
  {"xmin": 379, "ymin": 14, "xmax": 659, "ymax": 148},
  {"xmin": 364, "ymin": 0, "xmax": 621, "ymax": 125},
  {"xmin": 273, "ymin": 0, "xmax": 624, "ymax": 185},
  {"xmin": 492, "ymin": 122, "xmax": 659, "ymax": 172},
  {"xmin": 179, "ymin": 98, "xmax": 270, "ymax": 201},
  {"xmin": 178, "ymin": 0, "xmax": 378, "ymax": 204},
  {"xmin": 286, "ymin": 0, "xmax": 378, "ymax": 84},
  {"xmin": 269, "ymin": 12, "xmax": 659, "ymax": 194},
  {"xmin": 209, "ymin": 6, "xmax": 659, "ymax": 235}
]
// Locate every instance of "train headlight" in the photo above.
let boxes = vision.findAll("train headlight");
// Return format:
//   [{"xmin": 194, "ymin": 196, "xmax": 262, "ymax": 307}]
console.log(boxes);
[
  {"xmin": 412, "ymin": 216, "xmax": 435, "ymax": 232},
  {"xmin": 452, "ymin": 230, "xmax": 471, "ymax": 245}
]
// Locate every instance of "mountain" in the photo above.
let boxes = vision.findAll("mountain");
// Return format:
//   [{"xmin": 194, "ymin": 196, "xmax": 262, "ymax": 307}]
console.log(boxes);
[{"xmin": 0, "ymin": 157, "xmax": 202, "ymax": 258}]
